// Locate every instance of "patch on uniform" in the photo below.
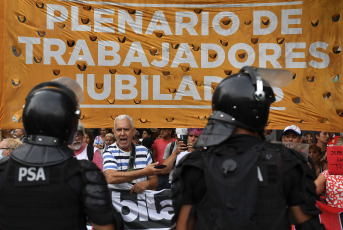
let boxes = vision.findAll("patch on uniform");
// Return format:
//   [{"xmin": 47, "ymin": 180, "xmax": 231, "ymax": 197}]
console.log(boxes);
[{"xmin": 15, "ymin": 166, "xmax": 49, "ymax": 186}]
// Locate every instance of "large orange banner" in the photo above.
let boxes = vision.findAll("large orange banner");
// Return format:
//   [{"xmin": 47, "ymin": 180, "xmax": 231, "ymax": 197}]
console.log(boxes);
[{"xmin": 0, "ymin": 0, "xmax": 342, "ymax": 129}]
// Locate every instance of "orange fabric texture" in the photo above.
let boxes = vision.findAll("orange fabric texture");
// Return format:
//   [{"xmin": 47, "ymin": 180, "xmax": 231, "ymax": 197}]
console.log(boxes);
[{"xmin": 0, "ymin": 0, "xmax": 342, "ymax": 129}]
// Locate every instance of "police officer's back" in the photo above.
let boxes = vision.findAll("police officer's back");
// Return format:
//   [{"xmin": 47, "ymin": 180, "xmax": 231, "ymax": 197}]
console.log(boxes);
[
  {"xmin": 171, "ymin": 67, "xmax": 325, "ymax": 230},
  {"xmin": 0, "ymin": 79, "xmax": 122, "ymax": 230}
]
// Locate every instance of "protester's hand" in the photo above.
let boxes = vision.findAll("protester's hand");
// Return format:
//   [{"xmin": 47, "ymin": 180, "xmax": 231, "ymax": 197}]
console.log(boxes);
[
  {"xmin": 187, "ymin": 142, "xmax": 195, "ymax": 153},
  {"xmin": 130, "ymin": 180, "xmax": 149, "ymax": 194},
  {"xmin": 176, "ymin": 141, "xmax": 187, "ymax": 154},
  {"xmin": 143, "ymin": 162, "xmax": 164, "ymax": 176}
]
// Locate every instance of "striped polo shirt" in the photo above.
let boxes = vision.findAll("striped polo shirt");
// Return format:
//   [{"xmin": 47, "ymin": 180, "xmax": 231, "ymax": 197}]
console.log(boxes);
[{"xmin": 103, "ymin": 142, "xmax": 152, "ymax": 190}]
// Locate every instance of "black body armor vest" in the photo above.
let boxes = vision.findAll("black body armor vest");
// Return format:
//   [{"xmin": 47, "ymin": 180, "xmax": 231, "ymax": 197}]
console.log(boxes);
[
  {"xmin": 0, "ymin": 144, "xmax": 86, "ymax": 230},
  {"xmin": 172, "ymin": 142, "xmax": 305, "ymax": 230}
]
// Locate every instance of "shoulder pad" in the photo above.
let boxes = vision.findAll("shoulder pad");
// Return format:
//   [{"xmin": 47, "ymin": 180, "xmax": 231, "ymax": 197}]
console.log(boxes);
[
  {"xmin": 264, "ymin": 142, "xmax": 306, "ymax": 162},
  {"xmin": 175, "ymin": 149, "xmax": 204, "ymax": 170},
  {"xmin": 11, "ymin": 143, "xmax": 73, "ymax": 166},
  {"xmin": 78, "ymin": 160, "xmax": 107, "ymax": 185},
  {"xmin": 0, "ymin": 156, "xmax": 10, "ymax": 166},
  {"xmin": 78, "ymin": 159, "xmax": 100, "ymax": 170}
]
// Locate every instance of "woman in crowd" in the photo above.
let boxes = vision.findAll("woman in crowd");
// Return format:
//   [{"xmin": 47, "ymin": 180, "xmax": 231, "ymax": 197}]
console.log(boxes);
[
  {"xmin": 83, "ymin": 129, "xmax": 94, "ymax": 145},
  {"xmin": 308, "ymin": 144, "xmax": 327, "ymax": 178},
  {"xmin": 93, "ymin": 128, "xmax": 109, "ymax": 150}
]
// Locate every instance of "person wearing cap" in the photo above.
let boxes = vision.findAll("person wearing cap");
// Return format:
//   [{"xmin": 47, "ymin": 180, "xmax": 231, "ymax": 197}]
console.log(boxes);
[
  {"xmin": 171, "ymin": 67, "xmax": 324, "ymax": 230},
  {"xmin": 0, "ymin": 78, "xmax": 123, "ymax": 230},
  {"xmin": 281, "ymin": 125, "xmax": 302, "ymax": 143},
  {"xmin": 281, "ymin": 125, "xmax": 317, "ymax": 179}
]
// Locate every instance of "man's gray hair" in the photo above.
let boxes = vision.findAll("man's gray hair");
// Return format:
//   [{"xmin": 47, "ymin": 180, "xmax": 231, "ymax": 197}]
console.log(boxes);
[{"xmin": 114, "ymin": 114, "xmax": 134, "ymax": 129}]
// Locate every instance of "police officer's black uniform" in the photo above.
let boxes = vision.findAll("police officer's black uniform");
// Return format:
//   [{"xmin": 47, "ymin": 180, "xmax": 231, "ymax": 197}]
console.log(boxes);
[
  {"xmin": 172, "ymin": 67, "xmax": 325, "ymax": 230},
  {"xmin": 0, "ymin": 80, "xmax": 123, "ymax": 230}
]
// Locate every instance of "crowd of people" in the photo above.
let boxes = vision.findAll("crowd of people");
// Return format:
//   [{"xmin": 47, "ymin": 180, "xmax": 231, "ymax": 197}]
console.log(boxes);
[
  {"xmin": 0, "ymin": 126, "xmax": 341, "ymax": 194},
  {"xmin": 1, "ymin": 68, "xmax": 342, "ymax": 230}
]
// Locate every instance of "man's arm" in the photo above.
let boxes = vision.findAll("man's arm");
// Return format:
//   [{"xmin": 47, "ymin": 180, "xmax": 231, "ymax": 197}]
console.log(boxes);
[
  {"xmin": 175, "ymin": 205, "xmax": 195, "ymax": 230},
  {"xmin": 290, "ymin": 206, "xmax": 324, "ymax": 230},
  {"xmin": 152, "ymin": 149, "xmax": 157, "ymax": 163},
  {"xmin": 162, "ymin": 141, "xmax": 187, "ymax": 174},
  {"xmin": 104, "ymin": 162, "xmax": 163, "ymax": 184},
  {"xmin": 130, "ymin": 175, "xmax": 158, "ymax": 194},
  {"xmin": 91, "ymin": 222, "xmax": 115, "ymax": 230},
  {"xmin": 314, "ymin": 174, "xmax": 326, "ymax": 195}
]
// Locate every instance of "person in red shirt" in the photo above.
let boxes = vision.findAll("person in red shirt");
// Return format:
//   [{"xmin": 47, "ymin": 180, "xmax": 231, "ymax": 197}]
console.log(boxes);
[{"xmin": 151, "ymin": 128, "xmax": 177, "ymax": 190}]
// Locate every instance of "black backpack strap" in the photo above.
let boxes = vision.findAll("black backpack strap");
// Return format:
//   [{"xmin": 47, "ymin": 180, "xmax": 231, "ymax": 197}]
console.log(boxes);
[
  {"xmin": 127, "ymin": 143, "xmax": 136, "ymax": 171},
  {"xmin": 169, "ymin": 141, "xmax": 176, "ymax": 157},
  {"xmin": 87, "ymin": 144, "xmax": 94, "ymax": 161}
]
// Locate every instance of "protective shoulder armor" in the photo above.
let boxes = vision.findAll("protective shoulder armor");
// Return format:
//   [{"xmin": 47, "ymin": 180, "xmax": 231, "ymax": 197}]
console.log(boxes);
[
  {"xmin": 0, "ymin": 156, "xmax": 10, "ymax": 166},
  {"xmin": 171, "ymin": 149, "xmax": 205, "ymax": 224},
  {"xmin": 274, "ymin": 143, "xmax": 320, "ymax": 216},
  {"xmin": 78, "ymin": 160, "xmax": 124, "ymax": 229}
]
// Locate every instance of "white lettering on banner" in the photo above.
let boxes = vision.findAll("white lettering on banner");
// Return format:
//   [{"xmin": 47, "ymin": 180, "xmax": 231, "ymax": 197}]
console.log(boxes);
[
  {"xmin": 118, "ymin": 9, "xmax": 143, "ymax": 34},
  {"xmin": 12, "ymin": 1, "xmax": 333, "ymax": 115},
  {"xmin": 111, "ymin": 189, "xmax": 173, "ymax": 227},
  {"xmin": 308, "ymin": 42, "xmax": 330, "ymax": 69},
  {"xmin": 228, "ymin": 43, "xmax": 256, "ymax": 68},
  {"xmin": 253, "ymin": 11, "xmax": 278, "ymax": 35},
  {"xmin": 151, "ymin": 43, "xmax": 169, "ymax": 68},
  {"xmin": 43, "ymin": 38, "xmax": 66, "ymax": 65},
  {"xmin": 171, "ymin": 43, "xmax": 198, "ymax": 68},
  {"xmin": 259, "ymin": 43, "xmax": 282, "ymax": 68},
  {"xmin": 281, "ymin": 9, "xmax": 302, "ymax": 35},
  {"xmin": 175, "ymin": 11, "xmax": 198, "ymax": 36},
  {"xmin": 18, "ymin": 36, "xmax": 40, "ymax": 64},
  {"xmin": 285, "ymin": 42, "xmax": 307, "ymax": 68},
  {"xmin": 145, "ymin": 11, "xmax": 173, "ymax": 35},
  {"xmin": 98, "ymin": 40, "xmax": 121, "ymax": 66},
  {"xmin": 67, "ymin": 39, "xmax": 95, "ymax": 66},
  {"xmin": 213, "ymin": 11, "xmax": 240, "ymax": 36},
  {"xmin": 94, "ymin": 8, "xmax": 115, "ymax": 33},
  {"xmin": 71, "ymin": 6, "xmax": 91, "ymax": 32},
  {"xmin": 75, "ymin": 74, "xmax": 286, "ymax": 110},
  {"xmin": 18, "ymin": 167, "xmax": 46, "ymax": 182},
  {"xmin": 46, "ymin": 4, "xmax": 68, "ymax": 30},
  {"xmin": 18, "ymin": 36, "xmax": 329, "ymax": 69},
  {"xmin": 122, "ymin": 42, "xmax": 150, "ymax": 67},
  {"xmin": 46, "ymin": 4, "xmax": 302, "ymax": 36},
  {"xmin": 201, "ymin": 43, "xmax": 225, "ymax": 68}
]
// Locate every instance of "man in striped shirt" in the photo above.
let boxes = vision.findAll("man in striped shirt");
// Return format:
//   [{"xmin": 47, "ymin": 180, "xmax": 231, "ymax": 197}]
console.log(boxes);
[{"xmin": 103, "ymin": 114, "xmax": 163, "ymax": 194}]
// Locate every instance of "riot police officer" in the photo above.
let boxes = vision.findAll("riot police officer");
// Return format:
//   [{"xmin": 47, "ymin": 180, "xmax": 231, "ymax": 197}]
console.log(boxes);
[
  {"xmin": 171, "ymin": 67, "xmax": 325, "ymax": 230},
  {"xmin": 0, "ymin": 78, "xmax": 123, "ymax": 230}
]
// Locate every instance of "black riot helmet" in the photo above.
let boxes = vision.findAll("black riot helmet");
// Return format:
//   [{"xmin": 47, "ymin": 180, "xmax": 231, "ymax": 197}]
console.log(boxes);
[
  {"xmin": 196, "ymin": 66, "xmax": 276, "ymax": 147},
  {"xmin": 23, "ymin": 79, "xmax": 82, "ymax": 146}
]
